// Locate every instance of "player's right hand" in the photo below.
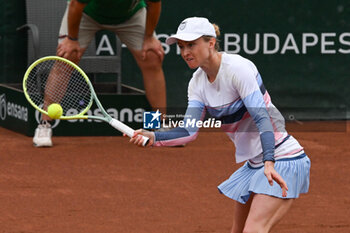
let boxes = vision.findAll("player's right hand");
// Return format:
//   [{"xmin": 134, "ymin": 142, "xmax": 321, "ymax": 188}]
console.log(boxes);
[{"xmin": 129, "ymin": 129, "xmax": 155, "ymax": 147}]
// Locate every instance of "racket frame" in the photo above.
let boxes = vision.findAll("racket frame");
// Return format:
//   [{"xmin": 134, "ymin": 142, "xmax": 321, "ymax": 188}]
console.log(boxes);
[{"xmin": 23, "ymin": 56, "xmax": 148, "ymax": 144}]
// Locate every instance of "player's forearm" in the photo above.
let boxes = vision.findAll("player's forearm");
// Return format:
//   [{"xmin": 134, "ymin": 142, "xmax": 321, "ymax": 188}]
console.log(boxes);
[
  {"xmin": 253, "ymin": 113, "xmax": 275, "ymax": 162},
  {"xmin": 144, "ymin": 1, "xmax": 161, "ymax": 38},
  {"xmin": 67, "ymin": 0, "xmax": 86, "ymax": 39},
  {"xmin": 242, "ymin": 89, "xmax": 275, "ymax": 162},
  {"xmin": 260, "ymin": 131, "xmax": 275, "ymax": 162},
  {"xmin": 153, "ymin": 100, "xmax": 205, "ymax": 146}
]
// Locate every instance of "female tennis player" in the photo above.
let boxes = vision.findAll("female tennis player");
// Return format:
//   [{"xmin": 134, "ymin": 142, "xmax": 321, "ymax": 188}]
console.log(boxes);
[{"xmin": 130, "ymin": 17, "xmax": 311, "ymax": 232}]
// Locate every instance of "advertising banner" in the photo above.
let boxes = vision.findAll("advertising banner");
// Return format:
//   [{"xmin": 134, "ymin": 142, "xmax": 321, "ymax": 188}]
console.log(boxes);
[
  {"xmin": 0, "ymin": 84, "xmax": 150, "ymax": 136},
  {"xmin": 1, "ymin": 0, "xmax": 349, "ymax": 121},
  {"xmin": 122, "ymin": 0, "xmax": 350, "ymax": 119}
]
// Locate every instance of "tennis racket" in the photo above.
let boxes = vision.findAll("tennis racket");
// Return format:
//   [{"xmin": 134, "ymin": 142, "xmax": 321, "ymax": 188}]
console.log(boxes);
[{"xmin": 23, "ymin": 56, "xmax": 149, "ymax": 146}]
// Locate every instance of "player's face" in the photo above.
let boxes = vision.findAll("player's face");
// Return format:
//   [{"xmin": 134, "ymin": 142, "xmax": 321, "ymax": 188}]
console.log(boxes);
[{"xmin": 177, "ymin": 38, "xmax": 211, "ymax": 69}]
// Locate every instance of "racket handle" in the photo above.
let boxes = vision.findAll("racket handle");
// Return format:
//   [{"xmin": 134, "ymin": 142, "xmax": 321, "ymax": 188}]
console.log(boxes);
[{"xmin": 109, "ymin": 118, "xmax": 149, "ymax": 146}]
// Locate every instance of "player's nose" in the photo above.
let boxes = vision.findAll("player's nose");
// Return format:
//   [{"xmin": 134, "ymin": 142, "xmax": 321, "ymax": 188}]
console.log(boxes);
[{"xmin": 183, "ymin": 47, "xmax": 191, "ymax": 56}]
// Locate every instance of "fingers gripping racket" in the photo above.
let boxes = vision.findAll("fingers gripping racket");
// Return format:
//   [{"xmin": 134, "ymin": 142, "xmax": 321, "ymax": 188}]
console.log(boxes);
[{"xmin": 23, "ymin": 56, "xmax": 149, "ymax": 146}]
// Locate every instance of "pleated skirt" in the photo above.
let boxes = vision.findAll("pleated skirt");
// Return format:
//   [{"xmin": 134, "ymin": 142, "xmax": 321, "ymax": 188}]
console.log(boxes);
[{"xmin": 217, "ymin": 154, "xmax": 311, "ymax": 204}]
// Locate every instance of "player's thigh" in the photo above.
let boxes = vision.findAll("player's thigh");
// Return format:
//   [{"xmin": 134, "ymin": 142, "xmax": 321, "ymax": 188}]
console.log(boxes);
[
  {"xmin": 243, "ymin": 194, "xmax": 294, "ymax": 232},
  {"xmin": 231, "ymin": 196, "xmax": 253, "ymax": 233}
]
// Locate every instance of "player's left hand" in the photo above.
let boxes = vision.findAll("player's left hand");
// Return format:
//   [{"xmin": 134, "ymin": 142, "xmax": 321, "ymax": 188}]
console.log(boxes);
[
  {"xmin": 141, "ymin": 36, "xmax": 164, "ymax": 61},
  {"xmin": 264, "ymin": 161, "xmax": 288, "ymax": 197}
]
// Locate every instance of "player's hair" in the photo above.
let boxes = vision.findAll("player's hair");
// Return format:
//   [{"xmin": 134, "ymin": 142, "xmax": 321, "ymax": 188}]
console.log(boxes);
[{"xmin": 203, "ymin": 23, "xmax": 221, "ymax": 51}]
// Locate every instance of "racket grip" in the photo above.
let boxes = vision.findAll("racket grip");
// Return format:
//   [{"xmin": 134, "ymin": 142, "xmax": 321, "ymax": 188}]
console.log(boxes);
[{"xmin": 109, "ymin": 118, "xmax": 149, "ymax": 146}]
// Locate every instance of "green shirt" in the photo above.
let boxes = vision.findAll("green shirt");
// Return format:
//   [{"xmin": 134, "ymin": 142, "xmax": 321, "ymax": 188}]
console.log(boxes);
[{"xmin": 75, "ymin": 0, "xmax": 160, "ymax": 25}]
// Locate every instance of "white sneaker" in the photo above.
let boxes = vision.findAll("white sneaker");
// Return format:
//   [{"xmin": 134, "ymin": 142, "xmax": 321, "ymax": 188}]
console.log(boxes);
[{"xmin": 33, "ymin": 121, "xmax": 53, "ymax": 147}]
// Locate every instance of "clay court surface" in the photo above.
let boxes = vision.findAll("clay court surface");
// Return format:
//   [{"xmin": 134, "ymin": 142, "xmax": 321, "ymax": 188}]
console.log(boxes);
[{"xmin": 0, "ymin": 121, "xmax": 349, "ymax": 233}]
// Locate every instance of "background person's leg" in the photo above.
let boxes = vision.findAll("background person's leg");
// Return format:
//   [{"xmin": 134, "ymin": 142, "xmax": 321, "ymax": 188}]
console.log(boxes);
[{"xmin": 129, "ymin": 48, "xmax": 166, "ymax": 114}]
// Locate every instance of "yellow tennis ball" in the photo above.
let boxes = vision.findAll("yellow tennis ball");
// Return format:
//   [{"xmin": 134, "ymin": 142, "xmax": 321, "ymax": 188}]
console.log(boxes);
[{"xmin": 47, "ymin": 103, "xmax": 63, "ymax": 119}]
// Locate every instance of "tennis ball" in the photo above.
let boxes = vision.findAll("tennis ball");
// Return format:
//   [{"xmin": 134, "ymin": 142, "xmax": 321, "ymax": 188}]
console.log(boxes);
[{"xmin": 47, "ymin": 103, "xmax": 63, "ymax": 119}]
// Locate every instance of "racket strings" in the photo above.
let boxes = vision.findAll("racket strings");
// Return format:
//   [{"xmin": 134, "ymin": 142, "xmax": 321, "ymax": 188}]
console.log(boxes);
[{"xmin": 25, "ymin": 59, "xmax": 92, "ymax": 116}]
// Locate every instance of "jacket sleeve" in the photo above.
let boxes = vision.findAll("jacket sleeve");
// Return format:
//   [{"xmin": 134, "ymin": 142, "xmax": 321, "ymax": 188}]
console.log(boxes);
[
  {"xmin": 153, "ymin": 100, "xmax": 206, "ymax": 147},
  {"xmin": 231, "ymin": 63, "xmax": 275, "ymax": 162}
]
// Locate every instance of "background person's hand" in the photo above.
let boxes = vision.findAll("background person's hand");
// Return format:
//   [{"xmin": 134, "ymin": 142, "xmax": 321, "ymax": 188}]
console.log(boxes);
[
  {"xmin": 56, "ymin": 37, "xmax": 81, "ymax": 63},
  {"xmin": 141, "ymin": 36, "xmax": 164, "ymax": 62},
  {"xmin": 264, "ymin": 161, "xmax": 288, "ymax": 197}
]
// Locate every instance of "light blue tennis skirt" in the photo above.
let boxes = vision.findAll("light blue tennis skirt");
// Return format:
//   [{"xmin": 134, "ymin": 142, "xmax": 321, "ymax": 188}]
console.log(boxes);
[{"xmin": 217, "ymin": 153, "xmax": 311, "ymax": 204}]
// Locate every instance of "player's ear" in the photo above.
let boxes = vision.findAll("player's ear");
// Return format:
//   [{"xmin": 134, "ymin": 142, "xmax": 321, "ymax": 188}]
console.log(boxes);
[{"xmin": 209, "ymin": 37, "xmax": 216, "ymax": 49}]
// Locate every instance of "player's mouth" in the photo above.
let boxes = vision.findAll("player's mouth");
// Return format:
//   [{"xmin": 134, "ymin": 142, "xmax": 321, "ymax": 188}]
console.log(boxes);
[
  {"xmin": 185, "ymin": 58, "xmax": 199, "ymax": 69},
  {"xmin": 185, "ymin": 57, "xmax": 195, "ymax": 63}
]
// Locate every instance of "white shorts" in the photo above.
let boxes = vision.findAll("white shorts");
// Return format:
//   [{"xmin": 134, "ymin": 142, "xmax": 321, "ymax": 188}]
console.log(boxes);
[{"xmin": 59, "ymin": 4, "xmax": 151, "ymax": 50}]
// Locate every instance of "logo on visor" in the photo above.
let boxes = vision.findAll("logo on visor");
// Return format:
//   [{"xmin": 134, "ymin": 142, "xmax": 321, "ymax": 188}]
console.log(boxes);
[{"xmin": 179, "ymin": 21, "xmax": 187, "ymax": 30}]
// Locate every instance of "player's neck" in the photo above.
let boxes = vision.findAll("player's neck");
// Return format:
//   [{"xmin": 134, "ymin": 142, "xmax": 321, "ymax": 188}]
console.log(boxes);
[{"xmin": 202, "ymin": 52, "xmax": 221, "ymax": 83}]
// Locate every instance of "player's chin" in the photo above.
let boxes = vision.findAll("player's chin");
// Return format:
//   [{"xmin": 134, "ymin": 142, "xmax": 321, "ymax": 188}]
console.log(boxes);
[{"xmin": 186, "ymin": 62, "xmax": 199, "ymax": 69}]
